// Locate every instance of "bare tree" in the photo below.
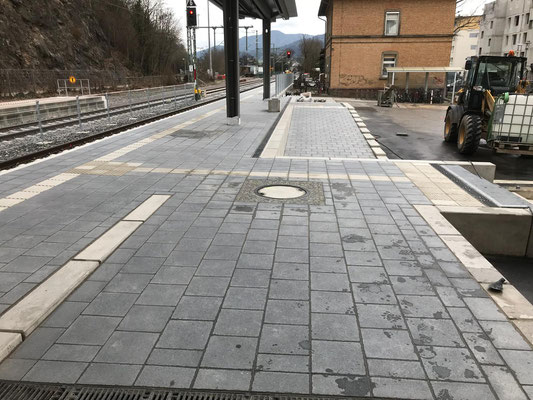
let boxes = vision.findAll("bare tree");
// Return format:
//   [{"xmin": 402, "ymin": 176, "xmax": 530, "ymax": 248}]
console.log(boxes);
[{"xmin": 298, "ymin": 35, "xmax": 322, "ymax": 74}]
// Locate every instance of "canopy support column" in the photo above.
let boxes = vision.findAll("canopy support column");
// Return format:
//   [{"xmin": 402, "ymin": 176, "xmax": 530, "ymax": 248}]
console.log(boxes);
[
  {"xmin": 424, "ymin": 72, "xmax": 429, "ymax": 96},
  {"xmin": 263, "ymin": 18, "xmax": 271, "ymax": 99},
  {"xmin": 405, "ymin": 72, "xmax": 409, "ymax": 92},
  {"xmin": 223, "ymin": 0, "xmax": 240, "ymax": 124}
]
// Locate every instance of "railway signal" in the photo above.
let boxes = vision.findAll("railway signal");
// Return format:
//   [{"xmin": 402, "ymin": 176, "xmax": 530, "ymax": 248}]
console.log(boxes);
[
  {"xmin": 187, "ymin": 6, "xmax": 197, "ymax": 27},
  {"xmin": 286, "ymin": 50, "xmax": 292, "ymax": 59}
]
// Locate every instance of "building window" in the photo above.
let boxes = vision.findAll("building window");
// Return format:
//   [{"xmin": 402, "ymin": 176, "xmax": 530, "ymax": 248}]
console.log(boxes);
[
  {"xmin": 481, "ymin": 31, "xmax": 484, "ymax": 38},
  {"xmin": 508, "ymin": 17, "xmax": 511, "ymax": 28},
  {"xmin": 513, "ymin": 34, "xmax": 517, "ymax": 45},
  {"xmin": 526, "ymin": 13, "xmax": 530, "ymax": 26},
  {"xmin": 490, "ymin": 20, "xmax": 494, "ymax": 29},
  {"xmin": 384, "ymin": 12, "xmax": 400, "ymax": 36},
  {"xmin": 488, "ymin": 38, "xmax": 491, "ymax": 46},
  {"xmin": 471, "ymin": 45, "xmax": 478, "ymax": 50},
  {"xmin": 523, "ymin": 32, "xmax": 527, "ymax": 44},
  {"xmin": 469, "ymin": 32, "xmax": 478, "ymax": 38},
  {"xmin": 506, "ymin": 36, "xmax": 509, "ymax": 45},
  {"xmin": 381, "ymin": 53, "xmax": 397, "ymax": 77},
  {"xmin": 515, "ymin": 15, "xmax": 520, "ymax": 26},
  {"xmin": 530, "ymin": 20, "xmax": 533, "ymax": 29},
  {"xmin": 479, "ymin": 47, "xmax": 482, "ymax": 55}
]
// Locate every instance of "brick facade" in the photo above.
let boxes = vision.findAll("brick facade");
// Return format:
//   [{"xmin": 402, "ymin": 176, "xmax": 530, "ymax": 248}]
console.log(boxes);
[{"xmin": 320, "ymin": 0, "xmax": 456, "ymax": 97}]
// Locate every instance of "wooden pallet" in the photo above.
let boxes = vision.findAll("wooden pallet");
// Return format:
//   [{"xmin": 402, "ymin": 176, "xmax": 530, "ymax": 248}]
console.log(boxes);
[{"xmin": 492, "ymin": 140, "xmax": 533, "ymax": 155}]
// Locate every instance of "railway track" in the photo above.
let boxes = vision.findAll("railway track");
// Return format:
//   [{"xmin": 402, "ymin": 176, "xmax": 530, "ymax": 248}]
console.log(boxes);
[
  {"xmin": 0, "ymin": 80, "xmax": 266, "ymax": 170},
  {"xmin": 0, "ymin": 81, "xmax": 258, "ymax": 141}
]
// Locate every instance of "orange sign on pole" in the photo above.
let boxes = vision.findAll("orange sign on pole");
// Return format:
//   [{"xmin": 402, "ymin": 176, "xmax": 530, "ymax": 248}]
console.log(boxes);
[{"xmin": 69, "ymin": 76, "xmax": 76, "ymax": 84}]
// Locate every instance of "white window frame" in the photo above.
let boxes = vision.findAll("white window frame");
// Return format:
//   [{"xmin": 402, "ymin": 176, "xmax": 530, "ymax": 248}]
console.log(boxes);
[
  {"xmin": 381, "ymin": 53, "xmax": 397, "ymax": 78},
  {"xmin": 384, "ymin": 11, "xmax": 400, "ymax": 36}
]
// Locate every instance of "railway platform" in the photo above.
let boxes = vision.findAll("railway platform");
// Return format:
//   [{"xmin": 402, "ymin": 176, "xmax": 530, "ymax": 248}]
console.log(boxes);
[{"xmin": 0, "ymin": 87, "xmax": 532, "ymax": 400}]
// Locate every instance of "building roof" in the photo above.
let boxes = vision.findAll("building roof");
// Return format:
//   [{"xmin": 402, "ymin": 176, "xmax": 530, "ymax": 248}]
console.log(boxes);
[
  {"xmin": 209, "ymin": 0, "xmax": 297, "ymax": 20},
  {"xmin": 386, "ymin": 67, "xmax": 465, "ymax": 73},
  {"xmin": 318, "ymin": 0, "xmax": 329, "ymax": 16}
]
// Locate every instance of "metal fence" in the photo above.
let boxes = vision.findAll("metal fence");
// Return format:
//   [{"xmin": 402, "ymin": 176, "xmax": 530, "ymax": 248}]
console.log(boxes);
[
  {"xmin": 0, "ymin": 83, "xmax": 195, "ymax": 131},
  {"xmin": 273, "ymin": 73, "xmax": 295, "ymax": 98},
  {"xmin": 0, "ymin": 69, "xmax": 188, "ymax": 98}
]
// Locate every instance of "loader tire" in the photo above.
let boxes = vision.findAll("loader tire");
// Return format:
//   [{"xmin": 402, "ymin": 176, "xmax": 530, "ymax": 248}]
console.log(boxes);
[
  {"xmin": 444, "ymin": 110, "xmax": 458, "ymax": 142},
  {"xmin": 457, "ymin": 114, "xmax": 482, "ymax": 155}
]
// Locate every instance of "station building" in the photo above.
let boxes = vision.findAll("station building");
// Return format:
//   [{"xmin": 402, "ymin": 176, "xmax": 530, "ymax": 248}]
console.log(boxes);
[{"xmin": 318, "ymin": 0, "xmax": 456, "ymax": 97}]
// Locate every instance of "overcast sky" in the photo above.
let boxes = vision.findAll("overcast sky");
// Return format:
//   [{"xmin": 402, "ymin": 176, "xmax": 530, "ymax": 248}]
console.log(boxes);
[{"xmin": 166, "ymin": 0, "xmax": 490, "ymax": 51}]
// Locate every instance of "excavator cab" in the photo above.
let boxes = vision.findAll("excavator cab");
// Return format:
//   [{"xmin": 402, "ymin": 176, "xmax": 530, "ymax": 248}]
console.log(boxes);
[{"xmin": 444, "ymin": 54, "xmax": 528, "ymax": 154}]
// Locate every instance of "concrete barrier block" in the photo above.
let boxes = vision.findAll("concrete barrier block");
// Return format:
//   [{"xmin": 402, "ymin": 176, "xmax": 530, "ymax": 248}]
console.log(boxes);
[
  {"xmin": 268, "ymin": 98, "xmax": 281, "ymax": 112},
  {"xmin": 441, "ymin": 206, "xmax": 532, "ymax": 257},
  {"xmin": 0, "ymin": 332, "xmax": 22, "ymax": 363}
]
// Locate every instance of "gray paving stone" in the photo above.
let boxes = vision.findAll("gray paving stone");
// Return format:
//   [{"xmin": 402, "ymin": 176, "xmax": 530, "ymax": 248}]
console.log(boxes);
[
  {"xmin": 214, "ymin": 309, "xmax": 263, "ymax": 337},
  {"xmin": 165, "ymin": 251, "xmax": 204, "ymax": 267},
  {"xmin": 482, "ymin": 365, "xmax": 528, "ymax": 400},
  {"xmin": 398, "ymin": 295, "xmax": 449, "ymax": 319},
  {"xmin": 362, "ymin": 328, "xmax": 418, "ymax": 360},
  {"xmin": 406, "ymin": 318, "xmax": 464, "ymax": 347},
  {"xmin": 173, "ymin": 296, "xmax": 223, "ymax": 320},
  {"xmin": 118, "ymin": 305, "xmax": 173, "ymax": 332},
  {"xmin": 135, "ymin": 365, "xmax": 195, "ymax": 388},
  {"xmin": 152, "ymin": 266, "xmax": 196, "ymax": 286},
  {"xmin": 236, "ymin": 253, "xmax": 274, "ymax": 270},
  {"xmin": 352, "ymin": 283, "xmax": 396, "ymax": 305},
  {"xmin": 448, "ymin": 307, "xmax": 483, "ymax": 333},
  {"xmin": 272, "ymin": 263, "xmax": 309, "ymax": 280},
  {"xmin": 312, "ymin": 340, "xmax": 365, "ymax": 375},
  {"xmin": 367, "ymin": 359, "xmax": 426, "ymax": 379},
  {"xmin": 255, "ymin": 354, "xmax": 309, "ymax": 373},
  {"xmin": 104, "ymin": 273, "xmax": 152, "ymax": 294},
  {"xmin": 391, "ymin": 275, "xmax": 434, "ymax": 296},
  {"xmin": 194, "ymin": 368, "xmax": 251, "ymax": 390},
  {"xmin": 435, "ymin": 286, "xmax": 465, "ymax": 307},
  {"xmin": 418, "ymin": 346, "xmax": 484, "ymax": 382},
  {"xmin": 310, "ymin": 257, "xmax": 346, "ymax": 273},
  {"xmin": 311, "ymin": 313, "xmax": 359, "ymax": 341},
  {"xmin": 87, "ymin": 263, "xmax": 122, "ymax": 282},
  {"xmin": 78, "ymin": 363, "xmax": 142, "ymax": 385},
  {"xmin": 94, "ymin": 331, "xmax": 157, "ymax": 364},
  {"xmin": 372, "ymin": 377, "xmax": 433, "ymax": 400},
  {"xmin": 231, "ymin": 268, "xmax": 271, "ymax": 288},
  {"xmin": 312, "ymin": 374, "xmax": 373, "ymax": 397},
  {"xmin": 269, "ymin": 279, "xmax": 309, "ymax": 300},
  {"xmin": 265, "ymin": 299, "xmax": 309, "ymax": 325},
  {"xmin": 157, "ymin": 320, "xmax": 212, "ymax": 350},
  {"xmin": 310, "ymin": 272, "xmax": 350, "ymax": 292},
  {"xmin": 431, "ymin": 382, "xmax": 497, "ymax": 400},
  {"xmin": 252, "ymin": 371, "xmax": 309, "ymax": 394},
  {"xmin": 356, "ymin": 303, "xmax": 405, "ymax": 329},
  {"xmin": 0, "ymin": 358, "xmax": 36, "ymax": 380},
  {"xmin": 463, "ymin": 297, "xmax": 507, "ymax": 321},
  {"xmin": 23, "ymin": 360, "xmax": 87, "ymax": 383},
  {"xmin": 202, "ymin": 335, "xmax": 257, "ymax": 369},
  {"xmin": 347, "ymin": 266, "xmax": 388, "ymax": 284},
  {"xmin": 136, "ymin": 284, "xmax": 185, "ymax": 306},
  {"xmin": 42, "ymin": 301, "xmax": 88, "ymax": 328},
  {"xmin": 122, "ymin": 257, "xmax": 164, "ymax": 274},
  {"xmin": 2, "ymin": 256, "xmax": 52, "ymax": 273},
  {"xmin": 223, "ymin": 287, "xmax": 267, "ymax": 310},
  {"xmin": 11, "ymin": 327, "xmax": 64, "ymax": 359},
  {"xmin": 383, "ymin": 260, "xmax": 423, "ymax": 277},
  {"xmin": 500, "ymin": 350, "xmax": 533, "ymax": 385},
  {"xmin": 42, "ymin": 344, "xmax": 99, "ymax": 362},
  {"xmin": 277, "ymin": 236, "xmax": 309, "ymax": 249},
  {"xmin": 463, "ymin": 332, "xmax": 504, "ymax": 365},
  {"xmin": 196, "ymin": 259, "xmax": 236, "ymax": 277},
  {"xmin": 185, "ymin": 276, "xmax": 230, "ymax": 296},
  {"xmin": 58, "ymin": 316, "xmax": 121, "ymax": 345},
  {"xmin": 311, "ymin": 291, "xmax": 355, "ymax": 314},
  {"xmin": 479, "ymin": 321, "xmax": 532, "ymax": 350},
  {"xmin": 275, "ymin": 248, "xmax": 309, "ymax": 264},
  {"xmin": 83, "ymin": 292, "xmax": 137, "ymax": 317},
  {"xmin": 147, "ymin": 348, "xmax": 202, "ymax": 367},
  {"xmin": 259, "ymin": 324, "xmax": 309, "ymax": 355}
]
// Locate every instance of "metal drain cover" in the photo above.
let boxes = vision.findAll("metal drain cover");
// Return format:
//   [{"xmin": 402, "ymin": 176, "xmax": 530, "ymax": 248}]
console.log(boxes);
[{"xmin": 257, "ymin": 184, "xmax": 307, "ymax": 199}]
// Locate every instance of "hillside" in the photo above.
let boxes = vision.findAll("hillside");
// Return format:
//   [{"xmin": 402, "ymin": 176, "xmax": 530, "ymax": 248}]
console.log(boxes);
[{"xmin": 0, "ymin": 0, "xmax": 186, "ymax": 75}]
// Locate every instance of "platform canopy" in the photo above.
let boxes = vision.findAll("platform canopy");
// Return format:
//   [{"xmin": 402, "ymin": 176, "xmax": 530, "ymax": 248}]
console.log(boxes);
[
  {"xmin": 386, "ymin": 66, "xmax": 465, "ymax": 73},
  {"xmin": 209, "ymin": 0, "xmax": 297, "ymax": 20}
]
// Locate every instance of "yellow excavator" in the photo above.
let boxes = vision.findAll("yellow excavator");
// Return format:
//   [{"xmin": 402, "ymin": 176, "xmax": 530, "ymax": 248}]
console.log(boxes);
[{"xmin": 444, "ymin": 53, "xmax": 531, "ymax": 155}]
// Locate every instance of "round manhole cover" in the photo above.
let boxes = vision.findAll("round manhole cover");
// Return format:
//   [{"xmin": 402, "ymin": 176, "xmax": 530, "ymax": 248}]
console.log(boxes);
[{"xmin": 256, "ymin": 184, "xmax": 307, "ymax": 199}]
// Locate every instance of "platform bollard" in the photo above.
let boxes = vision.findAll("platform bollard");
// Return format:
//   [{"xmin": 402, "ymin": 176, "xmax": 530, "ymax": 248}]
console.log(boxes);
[
  {"xmin": 105, "ymin": 93, "xmax": 111, "ymax": 123},
  {"xmin": 76, "ymin": 96, "xmax": 82, "ymax": 129},
  {"xmin": 35, "ymin": 100, "xmax": 43, "ymax": 139},
  {"xmin": 146, "ymin": 89, "xmax": 151, "ymax": 112},
  {"xmin": 128, "ymin": 90, "xmax": 133, "ymax": 116}
]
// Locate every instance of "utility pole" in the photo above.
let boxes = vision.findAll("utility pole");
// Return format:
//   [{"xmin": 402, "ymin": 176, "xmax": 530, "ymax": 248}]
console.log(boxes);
[
  {"xmin": 207, "ymin": 0, "xmax": 213, "ymax": 79},
  {"xmin": 255, "ymin": 30, "xmax": 259, "ymax": 69}
]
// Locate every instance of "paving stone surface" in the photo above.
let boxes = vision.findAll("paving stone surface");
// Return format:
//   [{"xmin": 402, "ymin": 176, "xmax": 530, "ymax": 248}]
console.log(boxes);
[{"xmin": 0, "ymin": 89, "xmax": 532, "ymax": 399}]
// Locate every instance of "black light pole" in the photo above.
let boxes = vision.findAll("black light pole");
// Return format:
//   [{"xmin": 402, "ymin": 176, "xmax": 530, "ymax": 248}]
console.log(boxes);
[
  {"xmin": 263, "ymin": 18, "xmax": 271, "ymax": 99},
  {"xmin": 223, "ymin": 0, "xmax": 240, "ymax": 123}
]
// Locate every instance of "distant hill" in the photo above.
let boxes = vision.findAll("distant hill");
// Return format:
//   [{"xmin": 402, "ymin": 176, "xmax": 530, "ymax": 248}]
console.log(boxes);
[{"xmin": 199, "ymin": 31, "xmax": 324, "ymax": 60}]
